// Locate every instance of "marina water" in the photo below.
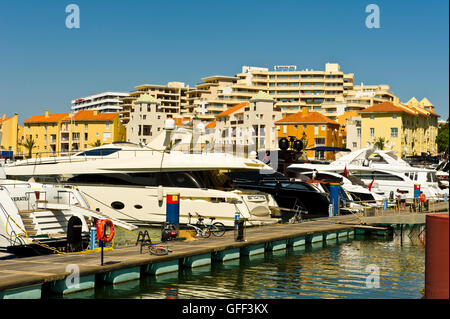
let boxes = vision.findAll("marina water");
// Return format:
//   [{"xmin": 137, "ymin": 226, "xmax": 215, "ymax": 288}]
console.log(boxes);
[{"xmin": 55, "ymin": 226, "xmax": 425, "ymax": 299}]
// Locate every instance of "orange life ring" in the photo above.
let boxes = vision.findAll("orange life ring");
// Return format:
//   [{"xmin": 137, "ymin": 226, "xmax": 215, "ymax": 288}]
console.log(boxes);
[{"xmin": 96, "ymin": 219, "xmax": 115, "ymax": 243}]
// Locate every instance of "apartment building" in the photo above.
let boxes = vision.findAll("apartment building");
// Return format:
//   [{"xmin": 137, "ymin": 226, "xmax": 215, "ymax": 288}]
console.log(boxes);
[
  {"xmin": 343, "ymin": 114, "xmax": 362, "ymax": 152},
  {"xmin": 359, "ymin": 98, "xmax": 439, "ymax": 156},
  {"xmin": 183, "ymin": 75, "xmax": 238, "ymax": 120},
  {"xmin": 126, "ymin": 93, "xmax": 187, "ymax": 144},
  {"xmin": 0, "ymin": 113, "xmax": 23, "ymax": 156},
  {"xmin": 213, "ymin": 91, "xmax": 283, "ymax": 152},
  {"xmin": 275, "ymin": 107, "xmax": 342, "ymax": 160},
  {"xmin": 184, "ymin": 63, "xmax": 355, "ymax": 118},
  {"xmin": 71, "ymin": 92, "xmax": 130, "ymax": 113},
  {"xmin": 23, "ymin": 110, "xmax": 125, "ymax": 157},
  {"xmin": 120, "ymin": 82, "xmax": 188, "ymax": 125},
  {"xmin": 322, "ymin": 83, "xmax": 395, "ymax": 120}
]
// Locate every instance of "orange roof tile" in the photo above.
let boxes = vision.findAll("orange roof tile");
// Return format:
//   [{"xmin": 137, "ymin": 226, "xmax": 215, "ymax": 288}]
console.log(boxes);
[
  {"xmin": 358, "ymin": 102, "xmax": 416, "ymax": 115},
  {"xmin": 276, "ymin": 111, "xmax": 339, "ymax": 126},
  {"xmin": 205, "ymin": 120, "xmax": 216, "ymax": 129},
  {"xmin": 173, "ymin": 118, "xmax": 191, "ymax": 126},
  {"xmin": 0, "ymin": 116, "xmax": 13, "ymax": 124},
  {"xmin": 24, "ymin": 113, "xmax": 69, "ymax": 123},
  {"xmin": 68, "ymin": 110, "xmax": 119, "ymax": 121},
  {"xmin": 216, "ymin": 102, "xmax": 249, "ymax": 117},
  {"xmin": 359, "ymin": 101, "xmax": 440, "ymax": 117},
  {"xmin": 24, "ymin": 110, "xmax": 120, "ymax": 124}
]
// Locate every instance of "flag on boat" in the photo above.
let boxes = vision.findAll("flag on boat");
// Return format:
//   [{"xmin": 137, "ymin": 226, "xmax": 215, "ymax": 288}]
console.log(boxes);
[{"xmin": 368, "ymin": 178, "xmax": 375, "ymax": 191}]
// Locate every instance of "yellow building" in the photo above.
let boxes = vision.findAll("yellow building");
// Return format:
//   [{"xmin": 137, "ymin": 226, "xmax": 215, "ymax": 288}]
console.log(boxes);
[
  {"xmin": 22, "ymin": 110, "xmax": 126, "ymax": 157},
  {"xmin": 359, "ymin": 98, "xmax": 439, "ymax": 156},
  {"xmin": 275, "ymin": 107, "xmax": 342, "ymax": 160},
  {"xmin": 0, "ymin": 113, "xmax": 23, "ymax": 157}
]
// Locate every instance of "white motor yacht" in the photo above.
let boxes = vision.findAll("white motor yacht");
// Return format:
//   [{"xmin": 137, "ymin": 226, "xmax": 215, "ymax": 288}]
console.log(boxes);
[
  {"xmin": 291, "ymin": 169, "xmax": 387, "ymax": 206},
  {"xmin": 3, "ymin": 126, "xmax": 280, "ymax": 228},
  {"xmin": 287, "ymin": 147, "xmax": 446, "ymax": 201}
]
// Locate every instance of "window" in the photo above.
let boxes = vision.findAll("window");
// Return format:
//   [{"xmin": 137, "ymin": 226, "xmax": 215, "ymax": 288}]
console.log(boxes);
[
  {"xmin": 76, "ymin": 148, "xmax": 120, "ymax": 157},
  {"xmin": 352, "ymin": 170, "xmax": 404, "ymax": 181},
  {"xmin": 393, "ymin": 114, "xmax": 397, "ymax": 119},
  {"xmin": 370, "ymin": 128, "xmax": 375, "ymax": 138},
  {"xmin": 391, "ymin": 127, "xmax": 398, "ymax": 138},
  {"xmin": 314, "ymin": 125, "xmax": 319, "ymax": 135},
  {"xmin": 370, "ymin": 114, "xmax": 375, "ymax": 120},
  {"xmin": 357, "ymin": 128, "xmax": 361, "ymax": 137},
  {"xmin": 321, "ymin": 125, "xmax": 326, "ymax": 131},
  {"xmin": 315, "ymin": 137, "xmax": 326, "ymax": 145}
]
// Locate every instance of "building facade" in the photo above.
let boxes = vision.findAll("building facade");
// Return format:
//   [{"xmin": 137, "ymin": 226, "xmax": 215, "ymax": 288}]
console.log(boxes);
[
  {"xmin": 213, "ymin": 91, "xmax": 283, "ymax": 152},
  {"xmin": 276, "ymin": 107, "xmax": 342, "ymax": 160},
  {"xmin": 120, "ymin": 82, "xmax": 188, "ymax": 125},
  {"xmin": 23, "ymin": 110, "xmax": 125, "ymax": 157},
  {"xmin": 359, "ymin": 98, "xmax": 439, "ymax": 156},
  {"xmin": 71, "ymin": 92, "xmax": 130, "ymax": 113},
  {"xmin": 0, "ymin": 113, "xmax": 23, "ymax": 156}
]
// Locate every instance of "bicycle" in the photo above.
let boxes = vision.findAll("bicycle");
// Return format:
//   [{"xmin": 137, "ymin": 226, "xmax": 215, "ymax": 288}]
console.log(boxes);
[
  {"xmin": 187, "ymin": 213, "xmax": 212, "ymax": 238},
  {"xmin": 194, "ymin": 212, "xmax": 226, "ymax": 237},
  {"xmin": 288, "ymin": 203, "xmax": 307, "ymax": 224},
  {"xmin": 136, "ymin": 230, "xmax": 171, "ymax": 256}
]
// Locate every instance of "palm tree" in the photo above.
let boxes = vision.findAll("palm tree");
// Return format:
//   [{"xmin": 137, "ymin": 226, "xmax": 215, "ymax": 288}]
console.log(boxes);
[
  {"xmin": 374, "ymin": 137, "xmax": 388, "ymax": 150},
  {"xmin": 21, "ymin": 136, "xmax": 36, "ymax": 158},
  {"xmin": 90, "ymin": 139, "xmax": 102, "ymax": 148}
]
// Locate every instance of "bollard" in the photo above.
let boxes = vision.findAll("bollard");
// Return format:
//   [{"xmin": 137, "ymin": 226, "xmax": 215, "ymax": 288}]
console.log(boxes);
[
  {"xmin": 99, "ymin": 240, "xmax": 104, "ymax": 266},
  {"xmin": 166, "ymin": 193, "xmax": 180, "ymax": 227},
  {"xmin": 329, "ymin": 183, "xmax": 340, "ymax": 216},
  {"xmin": 234, "ymin": 213, "xmax": 245, "ymax": 242},
  {"xmin": 414, "ymin": 184, "xmax": 421, "ymax": 200},
  {"xmin": 89, "ymin": 228, "xmax": 97, "ymax": 250}
]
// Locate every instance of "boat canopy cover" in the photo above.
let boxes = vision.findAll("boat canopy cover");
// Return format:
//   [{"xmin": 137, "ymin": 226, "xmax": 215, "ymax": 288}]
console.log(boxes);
[{"xmin": 305, "ymin": 146, "xmax": 351, "ymax": 152}]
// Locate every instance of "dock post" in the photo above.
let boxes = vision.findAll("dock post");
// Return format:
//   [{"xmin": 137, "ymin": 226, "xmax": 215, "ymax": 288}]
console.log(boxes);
[
  {"xmin": 166, "ymin": 193, "xmax": 180, "ymax": 227},
  {"xmin": 100, "ymin": 240, "xmax": 104, "ymax": 266},
  {"xmin": 329, "ymin": 183, "xmax": 340, "ymax": 216}
]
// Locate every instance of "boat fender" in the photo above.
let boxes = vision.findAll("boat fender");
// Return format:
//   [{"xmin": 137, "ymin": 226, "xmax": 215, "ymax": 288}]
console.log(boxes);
[{"xmin": 158, "ymin": 185, "xmax": 164, "ymax": 202}]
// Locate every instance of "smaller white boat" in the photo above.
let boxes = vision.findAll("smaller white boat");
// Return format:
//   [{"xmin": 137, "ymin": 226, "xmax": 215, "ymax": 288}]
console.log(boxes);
[{"xmin": 0, "ymin": 166, "xmax": 136, "ymax": 256}]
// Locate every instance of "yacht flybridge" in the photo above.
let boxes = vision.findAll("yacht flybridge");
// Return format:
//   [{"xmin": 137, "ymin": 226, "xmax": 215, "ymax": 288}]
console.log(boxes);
[
  {"xmin": 4, "ymin": 127, "xmax": 280, "ymax": 227},
  {"xmin": 288, "ymin": 147, "xmax": 447, "ymax": 200}
]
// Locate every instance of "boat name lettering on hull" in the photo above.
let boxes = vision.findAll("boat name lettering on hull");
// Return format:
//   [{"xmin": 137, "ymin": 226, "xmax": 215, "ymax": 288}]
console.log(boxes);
[
  {"xmin": 11, "ymin": 196, "xmax": 29, "ymax": 202},
  {"xmin": 246, "ymin": 195, "xmax": 266, "ymax": 202}
]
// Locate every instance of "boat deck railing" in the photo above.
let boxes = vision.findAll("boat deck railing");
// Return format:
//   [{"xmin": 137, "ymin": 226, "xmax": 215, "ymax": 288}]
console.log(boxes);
[{"xmin": 7, "ymin": 144, "xmax": 265, "ymax": 167}]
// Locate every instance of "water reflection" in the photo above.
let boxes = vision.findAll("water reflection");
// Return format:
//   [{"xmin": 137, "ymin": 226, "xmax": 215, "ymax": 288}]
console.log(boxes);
[{"xmin": 90, "ymin": 230, "xmax": 425, "ymax": 299}]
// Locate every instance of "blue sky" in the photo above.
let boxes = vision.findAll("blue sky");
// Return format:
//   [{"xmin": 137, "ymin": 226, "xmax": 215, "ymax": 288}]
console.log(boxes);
[{"xmin": 0, "ymin": 0, "xmax": 448, "ymax": 123}]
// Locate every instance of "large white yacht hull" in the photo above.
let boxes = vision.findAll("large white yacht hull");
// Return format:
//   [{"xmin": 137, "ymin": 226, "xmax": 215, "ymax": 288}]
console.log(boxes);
[{"xmin": 74, "ymin": 184, "xmax": 279, "ymax": 228}]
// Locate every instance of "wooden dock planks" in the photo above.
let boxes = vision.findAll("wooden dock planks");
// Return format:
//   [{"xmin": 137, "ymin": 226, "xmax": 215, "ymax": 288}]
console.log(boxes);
[{"xmin": 0, "ymin": 210, "xmax": 447, "ymax": 294}]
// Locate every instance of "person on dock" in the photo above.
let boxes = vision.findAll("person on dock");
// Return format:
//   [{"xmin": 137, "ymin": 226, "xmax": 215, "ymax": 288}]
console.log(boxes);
[
  {"xmin": 400, "ymin": 191, "xmax": 407, "ymax": 211},
  {"xmin": 395, "ymin": 189, "xmax": 401, "ymax": 211},
  {"xmin": 419, "ymin": 192, "xmax": 427, "ymax": 212}
]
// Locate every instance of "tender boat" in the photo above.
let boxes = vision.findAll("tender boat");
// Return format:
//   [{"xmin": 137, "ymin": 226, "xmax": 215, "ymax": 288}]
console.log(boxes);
[{"xmin": 0, "ymin": 169, "xmax": 136, "ymax": 256}]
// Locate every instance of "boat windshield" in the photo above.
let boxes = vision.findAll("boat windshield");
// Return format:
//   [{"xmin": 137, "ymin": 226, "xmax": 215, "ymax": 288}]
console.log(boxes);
[{"xmin": 76, "ymin": 148, "xmax": 121, "ymax": 157}]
